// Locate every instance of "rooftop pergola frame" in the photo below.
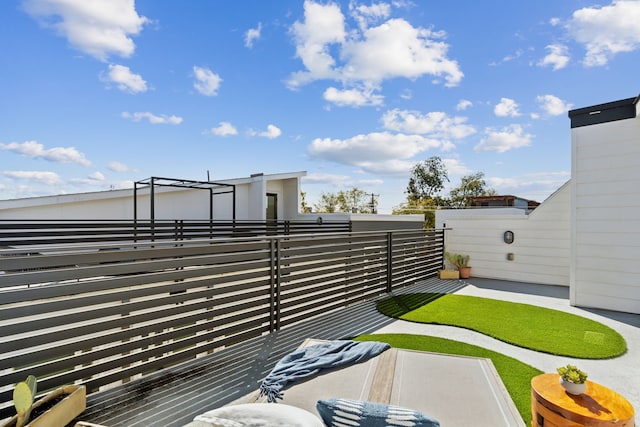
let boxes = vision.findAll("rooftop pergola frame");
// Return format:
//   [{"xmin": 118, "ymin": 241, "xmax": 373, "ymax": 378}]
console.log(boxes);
[{"xmin": 133, "ymin": 176, "xmax": 236, "ymax": 222}]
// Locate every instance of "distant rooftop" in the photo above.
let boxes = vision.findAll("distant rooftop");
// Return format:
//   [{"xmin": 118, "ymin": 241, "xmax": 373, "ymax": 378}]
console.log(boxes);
[{"xmin": 469, "ymin": 195, "xmax": 540, "ymax": 209}]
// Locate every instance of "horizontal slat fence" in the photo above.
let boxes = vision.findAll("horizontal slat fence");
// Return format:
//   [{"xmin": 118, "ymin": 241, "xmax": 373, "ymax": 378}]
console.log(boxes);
[
  {"xmin": 0, "ymin": 219, "xmax": 352, "ymax": 247},
  {"xmin": 0, "ymin": 229, "xmax": 444, "ymax": 417}
]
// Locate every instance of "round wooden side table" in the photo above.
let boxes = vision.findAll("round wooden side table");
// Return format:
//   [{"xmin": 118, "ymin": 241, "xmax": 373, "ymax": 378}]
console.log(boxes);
[{"xmin": 531, "ymin": 373, "xmax": 635, "ymax": 427}]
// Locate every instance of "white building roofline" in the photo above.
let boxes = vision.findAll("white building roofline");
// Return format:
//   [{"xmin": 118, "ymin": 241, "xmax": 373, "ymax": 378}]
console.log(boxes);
[{"xmin": 0, "ymin": 171, "xmax": 307, "ymax": 209}]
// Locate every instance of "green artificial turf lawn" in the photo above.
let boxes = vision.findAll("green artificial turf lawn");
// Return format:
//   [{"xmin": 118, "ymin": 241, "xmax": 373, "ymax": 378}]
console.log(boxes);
[
  {"xmin": 377, "ymin": 293, "xmax": 626, "ymax": 359},
  {"xmin": 355, "ymin": 333, "xmax": 542, "ymax": 424}
]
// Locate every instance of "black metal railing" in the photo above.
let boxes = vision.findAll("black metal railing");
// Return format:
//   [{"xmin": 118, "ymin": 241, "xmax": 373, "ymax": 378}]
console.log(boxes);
[
  {"xmin": 0, "ymin": 219, "xmax": 352, "ymax": 247},
  {"xmin": 0, "ymin": 228, "xmax": 444, "ymax": 416}
]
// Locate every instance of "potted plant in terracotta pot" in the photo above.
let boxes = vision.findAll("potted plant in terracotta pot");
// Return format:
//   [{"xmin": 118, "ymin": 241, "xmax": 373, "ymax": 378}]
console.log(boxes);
[
  {"xmin": 444, "ymin": 252, "xmax": 471, "ymax": 279},
  {"xmin": 557, "ymin": 364, "xmax": 588, "ymax": 395},
  {"xmin": 1, "ymin": 375, "xmax": 86, "ymax": 427}
]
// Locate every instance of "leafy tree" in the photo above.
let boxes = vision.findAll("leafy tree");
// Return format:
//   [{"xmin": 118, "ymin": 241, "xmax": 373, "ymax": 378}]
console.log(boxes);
[
  {"xmin": 314, "ymin": 187, "xmax": 374, "ymax": 213},
  {"xmin": 406, "ymin": 156, "xmax": 449, "ymax": 202},
  {"xmin": 314, "ymin": 192, "xmax": 340, "ymax": 213},
  {"xmin": 393, "ymin": 157, "xmax": 450, "ymax": 228},
  {"xmin": 448, "ymin": 172, "xmax": 496, "ymax": 207},
  {"xmin": 392, "ymin": 198, "xmax": 437, "ymax": 228},
  {"xmin": 300, "ymin": 191, "xmax": 312, "ymax": 213},
  {"xmin": 337, "ymin": 187, "xmax": 375, "ymax": 213}
]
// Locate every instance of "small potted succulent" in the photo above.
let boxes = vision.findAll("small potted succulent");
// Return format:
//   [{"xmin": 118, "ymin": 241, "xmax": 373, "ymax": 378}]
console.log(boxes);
[
  {"xmin": 444, "ymin": 252, "xmax": 471, "ymax": 279},
  {"xmin": 557, "ymin": 364, "xmax": 588, "ymax": 395}
]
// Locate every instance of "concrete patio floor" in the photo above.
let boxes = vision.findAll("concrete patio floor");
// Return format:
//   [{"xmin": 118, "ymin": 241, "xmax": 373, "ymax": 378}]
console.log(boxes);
[{"xmin": 378, "ymin": 277, "xmax": 640, "ymax": 426}]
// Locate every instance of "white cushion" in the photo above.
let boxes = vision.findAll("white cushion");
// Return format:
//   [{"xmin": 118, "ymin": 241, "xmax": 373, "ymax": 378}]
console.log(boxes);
[{"xmin": 192, "ymin": 403, "xmax": 324, "ymax": 427}]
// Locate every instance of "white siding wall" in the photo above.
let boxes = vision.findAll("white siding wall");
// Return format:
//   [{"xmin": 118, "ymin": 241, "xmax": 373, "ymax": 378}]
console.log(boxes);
[
  {"xmin": 437, "ymin": 182, "xmax": 570, "ymax": 286},
  {"xmin": 571, "ymin": 114, "xmax": 640, "ymax": 314},
  {"xmin": 281, "ymin": 178, "xmax": 300, "ymax": 219},
  {"xmin": 248, "ymin": 176, "xmax": 266, "ymax": 220}
]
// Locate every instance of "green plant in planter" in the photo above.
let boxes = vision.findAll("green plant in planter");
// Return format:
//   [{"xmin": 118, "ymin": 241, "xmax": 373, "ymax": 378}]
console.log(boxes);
[
  {"xmin": 13, "ymin": 375, "xmax": 37, "ymax": 427},
  {"xmin": 557, "ymin": 364, "xmax": 588, "ymax": 384},
  {"xmin": 444, "ymin": 252, "xmax": 470, "ymax": 269}
]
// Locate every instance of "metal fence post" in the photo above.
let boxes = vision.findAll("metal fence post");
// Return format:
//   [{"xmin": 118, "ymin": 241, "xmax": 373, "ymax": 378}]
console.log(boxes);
[
  {"xmin": 275, "ymin": 238, "xmax": 281, "ymax": 331},
  {"xmin": 386, "ymin": 232, "xmax": 393, "ymax": 293},
  {"xmin": 441, "ymin": 229, "xmax": 446, "ymax": 270},
  {"xmin": 269, "ymin": 238, "xmax": 277, "ymax": 332}
]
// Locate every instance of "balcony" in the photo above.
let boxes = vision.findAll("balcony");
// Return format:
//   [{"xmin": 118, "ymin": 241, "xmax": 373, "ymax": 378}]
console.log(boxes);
[
  {"xmin": 1, "ymin": 226, "xmax": 445, "ymax": 425},
  {"xmin": 1, "ymin": 223, "xmax": 638, "ymax": 426}
]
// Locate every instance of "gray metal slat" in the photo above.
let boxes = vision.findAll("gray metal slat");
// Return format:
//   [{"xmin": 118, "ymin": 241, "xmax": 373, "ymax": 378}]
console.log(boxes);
[
  {"xmin": 1, "ymin": 301, "xmax": 272, "ymax": 372},
  {"xmin": 0, "ymin": 283, "xmax": 272, "ymax": 353}
]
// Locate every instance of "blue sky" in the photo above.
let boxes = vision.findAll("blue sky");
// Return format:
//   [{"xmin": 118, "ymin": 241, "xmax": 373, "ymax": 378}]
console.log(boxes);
[{"xmin": 1, "ymin": 0, "xmax": 639, "ymax": 214}]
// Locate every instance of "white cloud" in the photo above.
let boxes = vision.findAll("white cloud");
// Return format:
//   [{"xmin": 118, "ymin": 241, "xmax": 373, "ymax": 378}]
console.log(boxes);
[
  {"xmin": 209, "ymin": 122, "xmax": 238, "ymax": 137},
  {"xmin": 538, "ymin": 44, "xmax": 570, "ymax": 70},
  {"xmin": 302, "ymin": 172, "xmax": 383, "ymax": 187},
  {"xmin": 88, "ymin": 171, "xmax": 105, "ymax": 181},
  {"xmin": 121, "ymin": 111, "xmax": 183, "ymax": 124},
  {"xmin": 250, "ymin": 124, "xmax": 282, "ymax": 139},
  {"xmin": 302, "ymin": 172, "xmax": 353, "ymax": 186},
  {"xmin": 355, "ymin": 158, "xmax": 419, "ymax": 174},
  {"xmin": 289, "ymin": 0, "xmax": 346, "ymax": 86},
  {"xmin": 70, "ymin": 171, "xmax": 107, "ymax": 185},
  {"xmin": 475, "ymin": 125, "xmax": 533, "ymax": 153},
  {"xmin": 381, "ymin": 109, "xmax": 476, "ymax": 140},
  {"xmin": 536, "ymin": 94, "xmax": 573, "ymax": 116},
  {"xmin": 111, "ymin": 180, "xmax": 134, "ymax": 189},
  {"xmin": 323, "ymin": 86, "xmax": 384, "ymax": 107},
  {"xmin": 245, "ymin": 22, "xmax": 262, "ymax": 48},
  {"xmin": 193, "ymin": 66, "xmax": 222, "ymax": 96},
  {"xmin": 23, "ymin": 0, "xmax": 149, "ymax": 61},
  {"xmin": 288, "ymin": 1, "xmax": 462, "ymax": 106},
  {"xmin": 456, "ymin": 99, "xmax": 472, "ymax": 111},
  {"xmin": 108, "ymin": 161, "xmax": 132, "ymax": 172},
  {"xmin": 399, "ymin": 89, "xmax": 412, "ymax": 100},
  {"xmin": 566, "ymin": 0, "xmax": 640, "ymax": 66},
  {"xmin": 340, "ymin": 19, "xmax": 463, "ymax": 86},
  {"xmin": 494, "ymin": 98, "xmax": 521, "ymax": 117},
  {"xmin": 442, "ymin": 158, "xmax": 471, "ymax": 176},
  {"xmin": 502, "ymin": 49, "xmax": 524, "ymax": 63},
  {"xmin": 3, "ymin": 170, "xmax": 62, "ymax": 185},
  {"xmin": 308, "ymin": 131, "xmax": 443, "ymax": 174},
  {"xmin": 0, "ymin": 140, "xmax": 91, "ymax": 166},
  {"xmin": 264, "ymin": 124, "xmax": 282, "ymax": 139},
  {"xmin": 101, "ymin": 64, "xmax": 147, "ymax": 93},
  {"xmin": 487, "ymin": 171, "xmax": 570, "ymax": 201},
  {"xmin": 349, "ymin": 2, "xmax": 391, "ymax": 30}
]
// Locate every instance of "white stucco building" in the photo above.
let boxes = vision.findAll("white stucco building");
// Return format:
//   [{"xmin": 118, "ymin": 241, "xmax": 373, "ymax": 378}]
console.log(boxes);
[
  {"xmin": 0, "ymin": 171, "xmax": 304, "ymax": 221},
  {"xmin": 0, "ymin": 170, "xmax": 425, "ymax": 231},
  {"xmin": 439, "ymin": 94, "xmax": 640, "ymax": 314}
]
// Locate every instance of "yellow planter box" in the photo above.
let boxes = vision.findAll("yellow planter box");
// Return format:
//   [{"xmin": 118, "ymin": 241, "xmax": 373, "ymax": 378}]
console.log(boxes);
[
  {"xmin": 3, "ymin": 385, "xmax": 86, "ymax": 427},
  {"xmin": 438, "ymin": 269, "xmax": 459, "ymax": 280}
]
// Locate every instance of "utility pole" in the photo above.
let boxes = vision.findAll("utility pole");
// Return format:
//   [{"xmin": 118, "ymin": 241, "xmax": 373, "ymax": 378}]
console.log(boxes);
[{"xmin": 368, "ymin": 193, "xmax": 379, "ymax": 214}]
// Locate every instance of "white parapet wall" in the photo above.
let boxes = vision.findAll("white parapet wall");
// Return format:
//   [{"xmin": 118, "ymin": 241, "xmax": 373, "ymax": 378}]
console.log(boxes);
[{"xmin": 436, "ymin": 181, "xmax": 571, "ymax": 287}]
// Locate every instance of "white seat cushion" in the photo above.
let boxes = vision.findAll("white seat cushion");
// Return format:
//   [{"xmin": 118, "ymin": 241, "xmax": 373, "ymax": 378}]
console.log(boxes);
[{"xmin": 189, "ymin": 403, "xmax": 324, "ymax": 427}]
